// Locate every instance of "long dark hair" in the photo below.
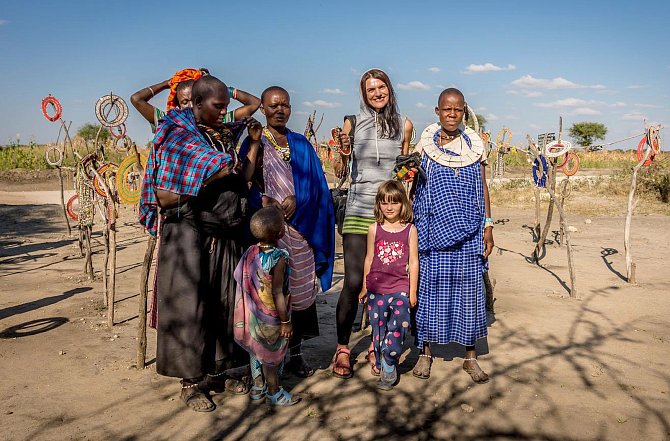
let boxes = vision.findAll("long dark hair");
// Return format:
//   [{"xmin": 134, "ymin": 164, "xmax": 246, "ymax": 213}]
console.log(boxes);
[{"xmin": 360, "ymin": 69, "xmax": 401, "ymax": 140}]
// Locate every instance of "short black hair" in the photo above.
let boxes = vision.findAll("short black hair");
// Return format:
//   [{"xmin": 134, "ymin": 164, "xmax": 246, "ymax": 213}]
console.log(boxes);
[
  {"xmin": 437, "ymin": 87, "xmax": 465, "ymax": 106},
  {"xmin": 250, "ymin": 206, "xmax": 285, "ymax": 242},
  {"xmin": 261, "ymin": 86, "xmax": 289, "ymax": 104},
  {"xmin": 192, "ymin": 75, "xmax": 228, "ymax": 105}
]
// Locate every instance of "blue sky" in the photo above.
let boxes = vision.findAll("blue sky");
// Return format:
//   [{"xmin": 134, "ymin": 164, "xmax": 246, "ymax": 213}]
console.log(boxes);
[{"xmin": 1, "ymin": 0, "xmax": 668, "ymax": 149}]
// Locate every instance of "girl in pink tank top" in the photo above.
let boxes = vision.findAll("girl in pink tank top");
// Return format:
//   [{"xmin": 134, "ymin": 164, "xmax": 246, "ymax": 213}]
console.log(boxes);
[{"xmin": 359, "ymin": 180, "xmax": 418, "ymax": 390}]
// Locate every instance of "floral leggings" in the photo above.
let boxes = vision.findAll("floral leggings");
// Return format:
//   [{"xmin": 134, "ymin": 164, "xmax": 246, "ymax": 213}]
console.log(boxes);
[{"xmin": 368, "ymin": 291, "xmax": 411, "ymax": 369}]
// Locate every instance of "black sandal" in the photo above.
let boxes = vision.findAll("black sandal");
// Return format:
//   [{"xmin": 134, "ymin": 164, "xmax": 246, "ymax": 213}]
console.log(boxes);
[{"xmin": 285, "ymin": 353, "xmax": 315, "ymax": 378}]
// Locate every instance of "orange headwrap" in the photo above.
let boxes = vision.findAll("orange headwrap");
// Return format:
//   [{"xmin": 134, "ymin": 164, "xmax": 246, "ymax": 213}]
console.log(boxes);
[{"xmin": 166, "ymin": 68, "xmax": 204, "ymax": 111}]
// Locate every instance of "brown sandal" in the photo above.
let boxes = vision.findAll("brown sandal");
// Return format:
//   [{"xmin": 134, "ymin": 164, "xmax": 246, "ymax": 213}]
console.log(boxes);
[
  {"xmin": 181, "ymin": 382, "xmax": 215, "ymax": 412},
  {"xmin": 366, "ymin": 348, "xmax": 380, "ymax": 376},
  {"xmin": 463, "ymin": 358, "xmax": 489, "ymax": 384},
  {"xmin": 332, "ymin": 347, "xmax": 353, "ymax": 379},
  {"xmin": 200, "ymin": 372, "xmax": 250, "ymax": 395},
  {"xmin": 412, "ymin": 354, "xmax": 433, "ymax": 379}
]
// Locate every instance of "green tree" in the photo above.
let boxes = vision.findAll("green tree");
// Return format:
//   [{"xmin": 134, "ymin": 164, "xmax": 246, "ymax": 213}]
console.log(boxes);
[
  {"xmin": 568, "ymin": 122, "xmax": 607, "ymax": 146},
  {"xmin": 465, "ymin": 113, "xmax": 487, "ymax": 131},
  {"xmin": 77, "ymin": 123, "xmax": 110, "ymax": 144}
]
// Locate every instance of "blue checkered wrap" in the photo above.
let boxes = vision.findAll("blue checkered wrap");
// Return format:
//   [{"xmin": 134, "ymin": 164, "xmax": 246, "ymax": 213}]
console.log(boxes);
[{"xmin": 413, "ymin": 158, "xmax": 487, "ymax": 347}]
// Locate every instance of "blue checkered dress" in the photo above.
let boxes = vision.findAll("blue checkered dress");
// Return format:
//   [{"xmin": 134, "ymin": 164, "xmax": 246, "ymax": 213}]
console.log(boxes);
[{"xmin": 413, "ymin": 156, "xmax": 487, "ymax": 347}]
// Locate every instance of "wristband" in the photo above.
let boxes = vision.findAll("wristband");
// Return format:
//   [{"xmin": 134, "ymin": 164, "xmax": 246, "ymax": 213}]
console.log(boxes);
[
  {"xmin": 484, "ymin": 217, "xmax": 494, "ymax": 228},
  {"xmin": 280, "ymin": 319, "xmax": 291, "ymax": 324},
  {"xmin": 148, "ymin": 86, "xmax": 155, "ymax": 97},
  {"xmin": 228, "ymin": 86, "xmax": 235, "ymax": 98}
]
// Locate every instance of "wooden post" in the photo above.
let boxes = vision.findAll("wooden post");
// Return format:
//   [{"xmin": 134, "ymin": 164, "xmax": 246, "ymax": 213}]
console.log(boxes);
[
  {"xmin": 624, "ymin": 142, "xmax": 654, "ymax": 283},
  {"xmin": 546, "ymin": 176, "xmax": 578, "ymax": 298},
  {"xmin": 89, "ymin": 166, "xmax": 117, "ymax": 326},
  {"xmin": 57, "ymin": 167, "xmax": 72, "ymax": 236},
  {"xmin": 533, "ymin": 162, "xmax": 556, "ymax": 262},
  {"xmin": 84, "ymin": 226, "xmax": 94, "ymax": 279},
  {"xmin": 533, "ymin": 186, "xmax": 541, "ymax": 240},
  {"xmin": 102, "ymin": 226, "xmax": 109, "ymax": 305},
  {"xmin": 137, "ymin": 235, "xmax": 157, "ymax": 368}
]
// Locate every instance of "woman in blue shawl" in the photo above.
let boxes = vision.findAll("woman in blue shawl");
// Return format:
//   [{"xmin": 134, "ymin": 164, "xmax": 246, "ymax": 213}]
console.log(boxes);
[{"xmin": 240, "ymin": 86, "xmax": 334, "ymax": 379}]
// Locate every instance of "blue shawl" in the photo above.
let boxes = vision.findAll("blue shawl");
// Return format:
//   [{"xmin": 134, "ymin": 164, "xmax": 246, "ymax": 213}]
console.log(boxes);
[{"xmin": 241, "ymin": 130, "xmax": 335, "ymax": 291}]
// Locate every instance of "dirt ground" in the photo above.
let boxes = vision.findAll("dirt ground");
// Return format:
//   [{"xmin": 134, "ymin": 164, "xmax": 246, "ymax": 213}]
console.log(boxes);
[{"xmin": 1, "ymin": 174, "xmax": 669, "ymax": 441}]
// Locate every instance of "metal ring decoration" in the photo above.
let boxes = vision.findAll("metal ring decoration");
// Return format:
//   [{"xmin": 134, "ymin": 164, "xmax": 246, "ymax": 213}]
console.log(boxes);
[
  {"xmin": 41, "ymin": 95, "xmax": 62, "ymax": 122},
  {"xmin": 636, "ymin": 136, "xmax": 656, "ymax": 166},
  {"xmin": 496, "ymin": 127, "xmax": 513, "ymax": 150},
  {"xmin": 116, "ymin": 154, "xmax": 147, "ymax": 205},
  {"xmin": 66, "ymin": 194, "xmax": 79, "ymax": 221},
  {"xmin": 559, "ymin": 179, "xmax": 573, "ymax": 199},
  {"xmin": 113, "ymin": 135, "xmax": 131, "ymax": 153},
  {"xmin": 109, "ymin": 123, "xmax": 126, "ymax": 140},
  {"xmin": 532, "ymin": 155, "xmax": 548, "ymax": 187},
  {"xmin": 555, "ymin": 151, "xmax": 570, "ymax": 169},
  {"xmin": 465, "ymin": 105, "xmax": 479, "ymax": 132},
  {"xmin": 93, "ymin": 163, "xmax": 118, "ymax": 198},
  {"xmin": 95, "ymin": 94, "xmax": 128, "ymax": 127},
  {"xmin": 545, "ymin": 140, "xmax": 573, "ymax": 158},
  {"xmin": 646, "ymin": 127, "xmax": 661, "ymax": 154},
  {"xmin": 45, "ymin": 145, "xmax": 64, "ymax": 167},
  {"xmin": 80, "ymin": 153, "xmax": 99, "ymax": 179},
  {"xmin": 562, "ymin": 152, "xmax": 580, "ymax": 177}
]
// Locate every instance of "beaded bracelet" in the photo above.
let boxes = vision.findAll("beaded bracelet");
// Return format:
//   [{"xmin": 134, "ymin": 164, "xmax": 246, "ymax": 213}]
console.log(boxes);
[
  {"xmin": 484, "ymin": 217, "xmax": 494, "ymax": 228},
  {"xmin": 228, "ymin": 87, "xmax": 238, "ymax": 99},
  {"xmin": 280, "ymin": 319, "xmax": 291, "ymax": 324}
]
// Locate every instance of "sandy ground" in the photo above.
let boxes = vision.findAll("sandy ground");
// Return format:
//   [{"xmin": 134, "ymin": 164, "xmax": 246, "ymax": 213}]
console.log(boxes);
[{"xmin": 1, "ymin": 180, "xmax": 669, "ymax": 441}]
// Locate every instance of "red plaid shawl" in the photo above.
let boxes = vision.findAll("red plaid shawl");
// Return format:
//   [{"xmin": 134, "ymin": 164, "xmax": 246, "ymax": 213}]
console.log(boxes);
[{"xmin": 139, "ymin": 107, "xmax": 232, "ymax": 235}]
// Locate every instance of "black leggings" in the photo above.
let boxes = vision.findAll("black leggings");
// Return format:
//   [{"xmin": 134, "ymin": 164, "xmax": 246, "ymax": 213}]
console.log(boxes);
[{"xmin": 336, "ymin": 233, "xmax": 367, "ymax": 345}]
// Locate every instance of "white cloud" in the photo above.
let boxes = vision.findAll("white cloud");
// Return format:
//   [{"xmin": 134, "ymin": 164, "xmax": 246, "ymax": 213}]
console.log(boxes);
[
  {"xmin": 415, "ymin": 102, "xmax": 427, "ymax": 108},
  {"xmin": 634, "ymin": 103, "xmax": 661, "ymax": 108},
  {"xmin": 510, "ymin": 75, "xmax": 605, "ymax": 90},
  {"xmin": 529, "ymin": 124, "xmax": 541, "ymax": 129},
  {"xmin": 505, "ymin": 115, "xmax": 519, "ymax": 120},
  {"xmin": 397, "ymin": 81, "xmax": 431, "ymax": 91},
  {"xmin": 535, "ymin": 98, "xmax": 595, "ymax": 108},
  {"xmin": 626, "ymin": 84, "xmax": 645, "ymax": 89},
  {"xmin": 350, "ymin": 67, "xmax": 359, "ymax": 75},
  {"xmin": 428, "ymin": 67, "xmax": 440, "ymax": 73},
  {"xmin": 622, "ymin": 111, "xmax": 646, "ymax": 121},
  {"xmin": 572, "ymin": 107, "xmax": 601, "ymax": 115},
  {"xmin": 323, "ymin": 88, "xmax": 345, "ymax": 95},
  {"xmin": 0, "ymin": 19, "xmax": 8, "ymax": 26},
  {"xmin": 507, "ymin": 89, "xmax": 542, "ymax": 97},
  {"xmin": 464, "ymin": 63, "xmax": 516, "ymax": 74},
  {"xmin": 303, "ymin": 100, "xmax": 341, "ymax": 109},
  {"xmin": 478, "ymin": 107, "xmax": 488, "ymax": 111},
  {"xmin": 293, "ymin": 110, "xmax": 311, "ymax": 116},
  {"xmin": 610, "ymin": 102, "xmax": 626, "ymax": 107},
  {"xmin": 486, "ymin": 113, "xmax": 499, "ymax": 121}
]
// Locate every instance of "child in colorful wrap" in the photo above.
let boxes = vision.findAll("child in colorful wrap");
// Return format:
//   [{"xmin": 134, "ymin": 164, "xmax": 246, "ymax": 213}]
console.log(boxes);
[
  {"xmin": 359, "ymin": 180, "xmax": 419, "ymax": 390},
  {"xmin": 233, "ymin": 206, "xmax": 299, "ymax": 406}
]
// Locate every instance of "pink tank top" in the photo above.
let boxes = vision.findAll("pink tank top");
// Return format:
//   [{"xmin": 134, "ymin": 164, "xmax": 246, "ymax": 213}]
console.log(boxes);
[{"xmin": 365, "ymin": 223, "xmax": 411, "ymax": 295}]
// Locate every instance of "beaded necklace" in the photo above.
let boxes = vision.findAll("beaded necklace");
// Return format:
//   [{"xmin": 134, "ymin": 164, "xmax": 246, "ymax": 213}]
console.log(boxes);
[
  {"xmin": 263, "ymin": 127, "xmax": 291, "ymax": 162},
  {"xmin": 419, "ymin": 123, "xmax": 483, "ymax": 172}
]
